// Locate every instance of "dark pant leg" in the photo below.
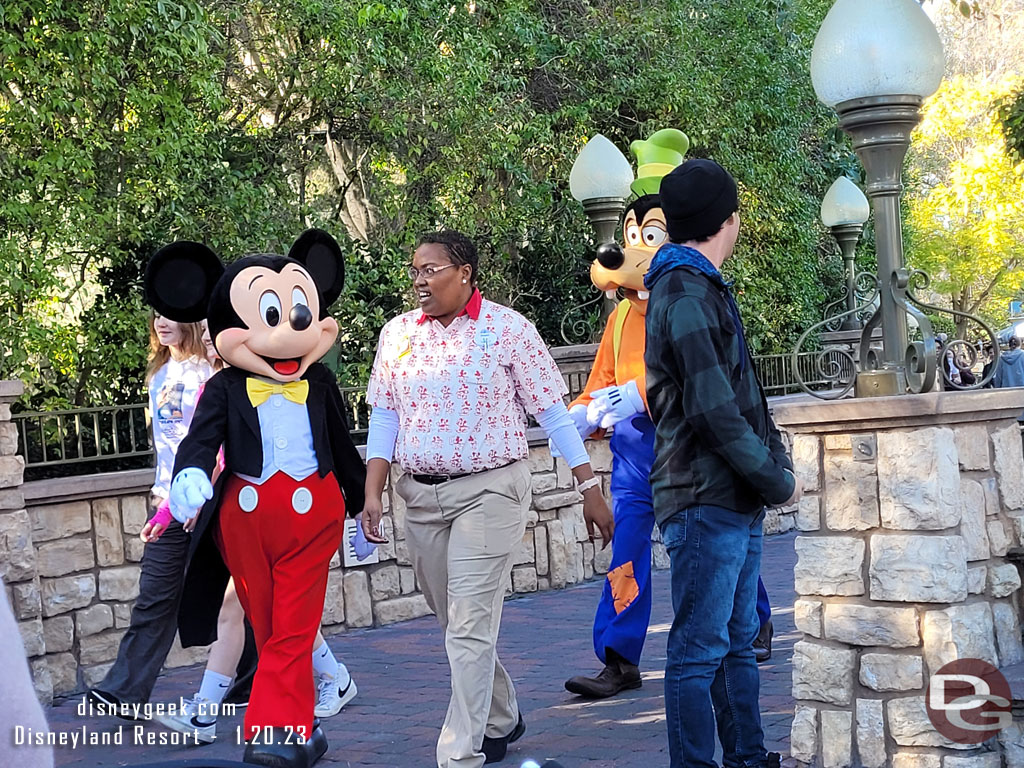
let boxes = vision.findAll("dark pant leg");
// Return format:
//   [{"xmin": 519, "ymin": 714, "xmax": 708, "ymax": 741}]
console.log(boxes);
[
  {"xmin": 756, "ymin": 576, "xmax": 771, "ymax": 628},
  {"xmin": 98, "ymin": 520, "xmax": 190, "ymax": 703},
  {"xmin": 224, "ymin": 620, "xmax": 258, "ymax": 704}
]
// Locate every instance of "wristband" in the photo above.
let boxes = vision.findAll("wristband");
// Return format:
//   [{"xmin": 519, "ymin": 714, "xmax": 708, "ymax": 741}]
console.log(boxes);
[{"xmin": 576, "ymin": 476, "xmax": 601, "ymax": 494}]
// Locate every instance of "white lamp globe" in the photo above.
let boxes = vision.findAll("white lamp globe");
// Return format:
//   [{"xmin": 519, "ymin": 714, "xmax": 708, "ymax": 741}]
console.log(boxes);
[
  {"xmin": 569, "ymin": 134, "xmax": 634, "ymax": 202},
  {"xmin": 821, "ymin": 177, "xmax": 871, "ymax": 227},
  {"xmin": 811, "ymin": 0, "xmax": 945, "ymax": 108}
]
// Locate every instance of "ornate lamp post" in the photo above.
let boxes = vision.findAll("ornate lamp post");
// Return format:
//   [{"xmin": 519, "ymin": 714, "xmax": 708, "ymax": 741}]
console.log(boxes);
[
  {"xmin": 820, "ymin": 177, "xmax": 870, "ymax": 331},
  {"xmin": 808, "ymin": 0, "xmax": 945, "ymax": 396},
  {"xmin": 569, "ymin": 134, "xmax": 634, "ymax": 319},
  {"xmin": 569, "ymin": 134, "xmax": 634, "ymax": 244}
]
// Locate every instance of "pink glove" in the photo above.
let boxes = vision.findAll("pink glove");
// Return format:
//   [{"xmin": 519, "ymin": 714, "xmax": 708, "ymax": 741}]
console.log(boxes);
[
  {"xmin": 150, "ymin": 500, "xmax": 174, "ymax": 529},
  {"xmin": 140, "ymin": 501, "xmax": 174, "ymax": 543}
]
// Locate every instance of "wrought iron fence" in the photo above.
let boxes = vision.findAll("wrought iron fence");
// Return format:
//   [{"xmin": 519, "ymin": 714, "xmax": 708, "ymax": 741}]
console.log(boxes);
[
  {"xmin": 14, "ymin": 387, "xmax": 372, "ymax": 480},
  {"xmin": 14, "ymin": 351, "xmax": 839, "ymax": 477},
  {"xmin": 754, "ymin": 350, "xmax": 857, "ymax": 396},
  {"xmin": 15, "ymin": 404, "xmax": 153, "ymax": 471}
]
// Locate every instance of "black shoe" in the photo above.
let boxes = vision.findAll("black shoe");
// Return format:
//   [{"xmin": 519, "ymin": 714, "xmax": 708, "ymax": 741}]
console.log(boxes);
[
  {"xmin": 305, "ymin": 725, "xmax": 328, "ymax": 765},
  {"xmin": 766, "ymin": 752, "xmax": 781, "ymax": 768},
  {"xmin": 243, "ymin": 740, "xmax": 312, "ymax": 768},
  {"xmin": 86, "ymin": 689, "xmax": 147, "ymax": 722},
  {"xmin": 754, "ymin": 620, "xmax": 773, "ymax": 664},
  {"xmin": 564, "ymin": 650, "xmax": 642, "ymax": 699},
  {"xmin": 480, "ymin": 711, "xmax": 525, "ymax": 764}
]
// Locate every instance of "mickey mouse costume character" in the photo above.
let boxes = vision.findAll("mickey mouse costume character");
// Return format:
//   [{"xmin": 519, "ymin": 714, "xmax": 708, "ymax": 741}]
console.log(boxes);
[{"xmin": 145, "ymin": 229, "xmax": 365, "ymax": 768}]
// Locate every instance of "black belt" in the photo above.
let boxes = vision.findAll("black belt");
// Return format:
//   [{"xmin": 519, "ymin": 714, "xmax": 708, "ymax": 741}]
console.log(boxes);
[{"xmin": 411, "ymin": 461, "xmax": 515, "ymax": 486}]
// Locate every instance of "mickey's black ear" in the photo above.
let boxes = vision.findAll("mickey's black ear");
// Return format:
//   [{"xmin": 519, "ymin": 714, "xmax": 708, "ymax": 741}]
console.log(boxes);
[
  {"xmin": 288, "ymin": 229, "xmax": 345, "ymax": 310},
  {"xmin": 144, "ymin": 241, "xmax": 224, "ymax": 322}
]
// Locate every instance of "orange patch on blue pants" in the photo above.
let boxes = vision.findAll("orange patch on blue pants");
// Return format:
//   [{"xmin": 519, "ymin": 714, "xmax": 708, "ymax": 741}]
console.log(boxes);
[{"xmin": 607, "ymin": 561, "xmax": 640, "ymax": 614}]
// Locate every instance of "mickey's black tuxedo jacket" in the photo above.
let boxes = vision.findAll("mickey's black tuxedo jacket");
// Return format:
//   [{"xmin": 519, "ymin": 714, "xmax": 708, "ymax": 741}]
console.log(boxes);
[{"xmin": 173, "ymin": 362, "xmax": 366, "ymax": 646}]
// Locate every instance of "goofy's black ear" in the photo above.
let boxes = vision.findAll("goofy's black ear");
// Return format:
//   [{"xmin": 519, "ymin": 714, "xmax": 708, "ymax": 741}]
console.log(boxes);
[
  {"xmin": 288, "ymin": 228, "xmax": 345, "ymax": 311},
  {"xmin": 145, "ymin": 241, "xmax": 224, "ymax": 322}
]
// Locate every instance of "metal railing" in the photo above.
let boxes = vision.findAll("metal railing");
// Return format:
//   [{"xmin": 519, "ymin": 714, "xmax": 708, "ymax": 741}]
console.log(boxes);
[
  {"xmin": 15, "ymin": 404, "xmax": 153, "ymax": 470},
  {"xmin": 14, "ymin": 388, "xmax": 372, "ymax": 479},
  {"xmin": 13, "ymin": 350, "xmax": 838, "ymax": 477},
  {"xmin": 340, "ymin": 386, "xmax": 371, "ymax": 443},
  {"xmin": 754, "ymin": 350, "xmax": 857, "ymax": 396}
]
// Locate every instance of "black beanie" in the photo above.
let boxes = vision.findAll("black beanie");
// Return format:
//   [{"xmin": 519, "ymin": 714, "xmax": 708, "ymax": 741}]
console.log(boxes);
[{"xmin": 659, "ymin": 158, "xmax": 739, "ymax": 243}]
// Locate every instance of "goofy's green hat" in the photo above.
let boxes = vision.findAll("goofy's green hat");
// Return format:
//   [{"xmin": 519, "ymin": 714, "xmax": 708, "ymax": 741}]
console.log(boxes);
[{"xmin": 629, "ymin": 128, "xmax": 690, "ymax": 197}]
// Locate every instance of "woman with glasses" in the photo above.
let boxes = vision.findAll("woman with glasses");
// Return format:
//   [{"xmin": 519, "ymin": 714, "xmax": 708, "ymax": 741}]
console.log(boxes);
[{"xmin": 362, "ymin": 230, "xmax": 614, "ymax": 768}]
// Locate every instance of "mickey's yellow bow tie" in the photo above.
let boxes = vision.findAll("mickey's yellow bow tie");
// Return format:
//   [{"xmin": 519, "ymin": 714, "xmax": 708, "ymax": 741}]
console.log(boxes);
[{"xmin": 246, "ymin": 377, "xmax": 309, "ymax": 408}]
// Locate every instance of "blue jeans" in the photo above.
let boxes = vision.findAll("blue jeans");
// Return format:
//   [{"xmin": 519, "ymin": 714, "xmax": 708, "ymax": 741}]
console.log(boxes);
[{"xmin": 661, "ymin": 504, "xmax": 767, "ymax": 768}]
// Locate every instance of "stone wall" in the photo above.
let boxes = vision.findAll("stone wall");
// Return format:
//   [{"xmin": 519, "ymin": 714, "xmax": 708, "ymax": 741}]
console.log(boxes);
[{"xmin": 775, "ymin": 390, "xmax": 1024, "ymax": 768}]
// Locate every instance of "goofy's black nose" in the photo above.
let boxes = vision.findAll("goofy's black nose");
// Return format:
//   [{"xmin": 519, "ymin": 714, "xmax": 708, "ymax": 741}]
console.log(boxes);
[
  {"xmin": 596, "ymin": 242, "xmax": 625, "ymax": 270},
  {"xmin": 290, "ymin": 304, "xmax": 313, "ymax": 331}
]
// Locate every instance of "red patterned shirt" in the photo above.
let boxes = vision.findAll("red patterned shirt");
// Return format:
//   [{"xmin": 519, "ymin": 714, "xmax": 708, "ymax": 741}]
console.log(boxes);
[{"xmin": 366, "ymin": 296, "xmax": 567, "ymax": 474}]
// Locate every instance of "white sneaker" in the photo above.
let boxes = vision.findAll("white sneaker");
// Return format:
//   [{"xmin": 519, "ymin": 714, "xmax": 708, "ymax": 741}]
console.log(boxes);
[
  {"xmin": 154, "ymin": 696, "xmax": 217, "ymax": 744},
  {"xmin": 314, "ymin": 674, "xmax": 357, "ymax": 717}
]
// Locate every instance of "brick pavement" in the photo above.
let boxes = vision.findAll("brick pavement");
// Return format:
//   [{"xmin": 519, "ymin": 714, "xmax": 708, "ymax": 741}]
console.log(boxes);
[{"xmin": 46, "ymin": 532, "xmax": 798, "ymax": 768}]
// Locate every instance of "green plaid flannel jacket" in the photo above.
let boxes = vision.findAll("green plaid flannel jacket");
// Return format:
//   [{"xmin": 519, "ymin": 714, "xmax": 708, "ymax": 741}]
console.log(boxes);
[{"xmin": 644, "ymin": 263, "xmax": 795, "ymax": 524}]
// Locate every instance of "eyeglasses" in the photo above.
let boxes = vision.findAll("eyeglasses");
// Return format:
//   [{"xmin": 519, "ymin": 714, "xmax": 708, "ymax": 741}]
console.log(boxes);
[{"xmin": 407, "ymin": 264, "xmax": 458, "ymax": 280}]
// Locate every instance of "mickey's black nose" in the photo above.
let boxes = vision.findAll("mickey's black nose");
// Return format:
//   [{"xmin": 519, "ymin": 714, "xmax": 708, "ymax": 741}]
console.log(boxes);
[
  {"xmin": 596, "ymin": 242, "xmax": 625, "ymax": 270},
  {"xmin": 290, "ymin": 304, "xmax": 312, "ymax": 331}
]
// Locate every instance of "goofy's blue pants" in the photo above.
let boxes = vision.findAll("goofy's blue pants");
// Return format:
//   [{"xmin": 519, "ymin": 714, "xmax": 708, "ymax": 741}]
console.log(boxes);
[{"xmin": 592, "ymin": 413, "xmax": 771, "ymax": 667}]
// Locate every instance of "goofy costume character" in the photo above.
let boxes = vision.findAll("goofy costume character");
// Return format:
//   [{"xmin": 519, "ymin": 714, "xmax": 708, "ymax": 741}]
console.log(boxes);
[
  {"xmin": 563, "ymin": 131, "xmax": 773, "ymax": 700},
  {"xmin": 147, "ymin": 230, "xmax": 365, "ymax": 768}
]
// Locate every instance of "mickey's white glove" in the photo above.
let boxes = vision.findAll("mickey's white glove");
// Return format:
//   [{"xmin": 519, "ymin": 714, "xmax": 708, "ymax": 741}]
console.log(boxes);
[
  {"xmin": 549, "ymin": 404, "xmax": 596, "ymax": 459},
  {"xmin": 168, "ymin": 468, "xmax": 213, "ymax": 524},
  {"xmin": 587, "ymin": 380, "xmax": 645, "ymax": 430}
]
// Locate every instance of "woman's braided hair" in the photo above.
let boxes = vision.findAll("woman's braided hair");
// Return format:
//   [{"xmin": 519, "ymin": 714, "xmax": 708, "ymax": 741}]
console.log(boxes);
[{"xmin": 417, "ymin": 230, "xmax": 478, "ymax": 284}]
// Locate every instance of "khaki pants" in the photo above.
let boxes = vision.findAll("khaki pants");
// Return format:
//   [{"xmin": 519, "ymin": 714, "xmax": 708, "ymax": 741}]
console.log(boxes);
[{"xmin": 397, "ymin": 461, "xmax": 531, "ymax": 768}]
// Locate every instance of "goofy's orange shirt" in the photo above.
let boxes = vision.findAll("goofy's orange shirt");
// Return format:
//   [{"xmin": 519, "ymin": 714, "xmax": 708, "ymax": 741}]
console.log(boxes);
[{"xmin": 570, "ymin": 299, "xmax": 649, "ymax": 415}]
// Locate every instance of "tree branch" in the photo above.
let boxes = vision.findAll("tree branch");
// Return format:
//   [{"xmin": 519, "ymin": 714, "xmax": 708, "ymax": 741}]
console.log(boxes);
[{"xmin": 968, "ymin": 259, "xmax": 1019, "ymax": 314}]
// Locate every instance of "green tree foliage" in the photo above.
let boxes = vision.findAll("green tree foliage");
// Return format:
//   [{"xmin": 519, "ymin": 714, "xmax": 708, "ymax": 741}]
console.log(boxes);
[
  {"xmin": 0, "ymin": 0, "xmax": 300, "ymax": 407},
  {"xmin": 1003, "ymin": 88, "xmax": 1024, "ymax": 160},
  {"xmin": 907, "ymin": 75, "xmax": 1024, "ymax": 337},
  {"xmin": 2, "ymin": 0, "xmax": 847, "ymax": 408}
]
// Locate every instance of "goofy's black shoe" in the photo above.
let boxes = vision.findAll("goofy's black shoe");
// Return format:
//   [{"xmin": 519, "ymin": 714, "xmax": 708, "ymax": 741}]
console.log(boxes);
[{"xmin": 564, "ymin": 649, "xmax": 642, "ymax": 699}]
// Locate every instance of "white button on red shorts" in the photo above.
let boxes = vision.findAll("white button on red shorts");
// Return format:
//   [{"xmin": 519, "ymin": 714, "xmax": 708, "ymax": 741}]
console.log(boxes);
[
  {"xmin": 238, "ymin": 485, "xmax": 259, "ymax": 512},
  {"xmin": 292, "ymin": 487, "xmax": 313, "ymax": 515}
]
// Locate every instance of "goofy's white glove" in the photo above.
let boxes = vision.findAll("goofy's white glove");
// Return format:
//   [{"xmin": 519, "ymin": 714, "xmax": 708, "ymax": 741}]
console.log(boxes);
[
  {"xmin": 549, "ymin": 404, "xmax": 595, "ymax": 459},
  {"xmin": 587, "ymin": 380, "xmax": 645, "ymax": 430},
  {"xmin": 168, "ymin": 467, "xmax": 213, "ymax": 524}
]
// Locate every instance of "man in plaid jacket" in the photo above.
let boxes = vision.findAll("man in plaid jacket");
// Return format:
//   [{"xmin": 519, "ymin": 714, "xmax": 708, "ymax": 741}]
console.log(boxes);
[{"xmin": 643, "ymin": 159, "xmax": 802, "ymax": 768}]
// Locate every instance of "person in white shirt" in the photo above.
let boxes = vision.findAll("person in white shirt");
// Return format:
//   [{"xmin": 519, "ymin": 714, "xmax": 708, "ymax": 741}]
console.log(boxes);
[
  {"xmin": 89, "ymin": 312, "xmax": 213, "ymax": 714},
  {"xmin": 362, "ymin": 230, "xmax": 614, "ymax": 768}
]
